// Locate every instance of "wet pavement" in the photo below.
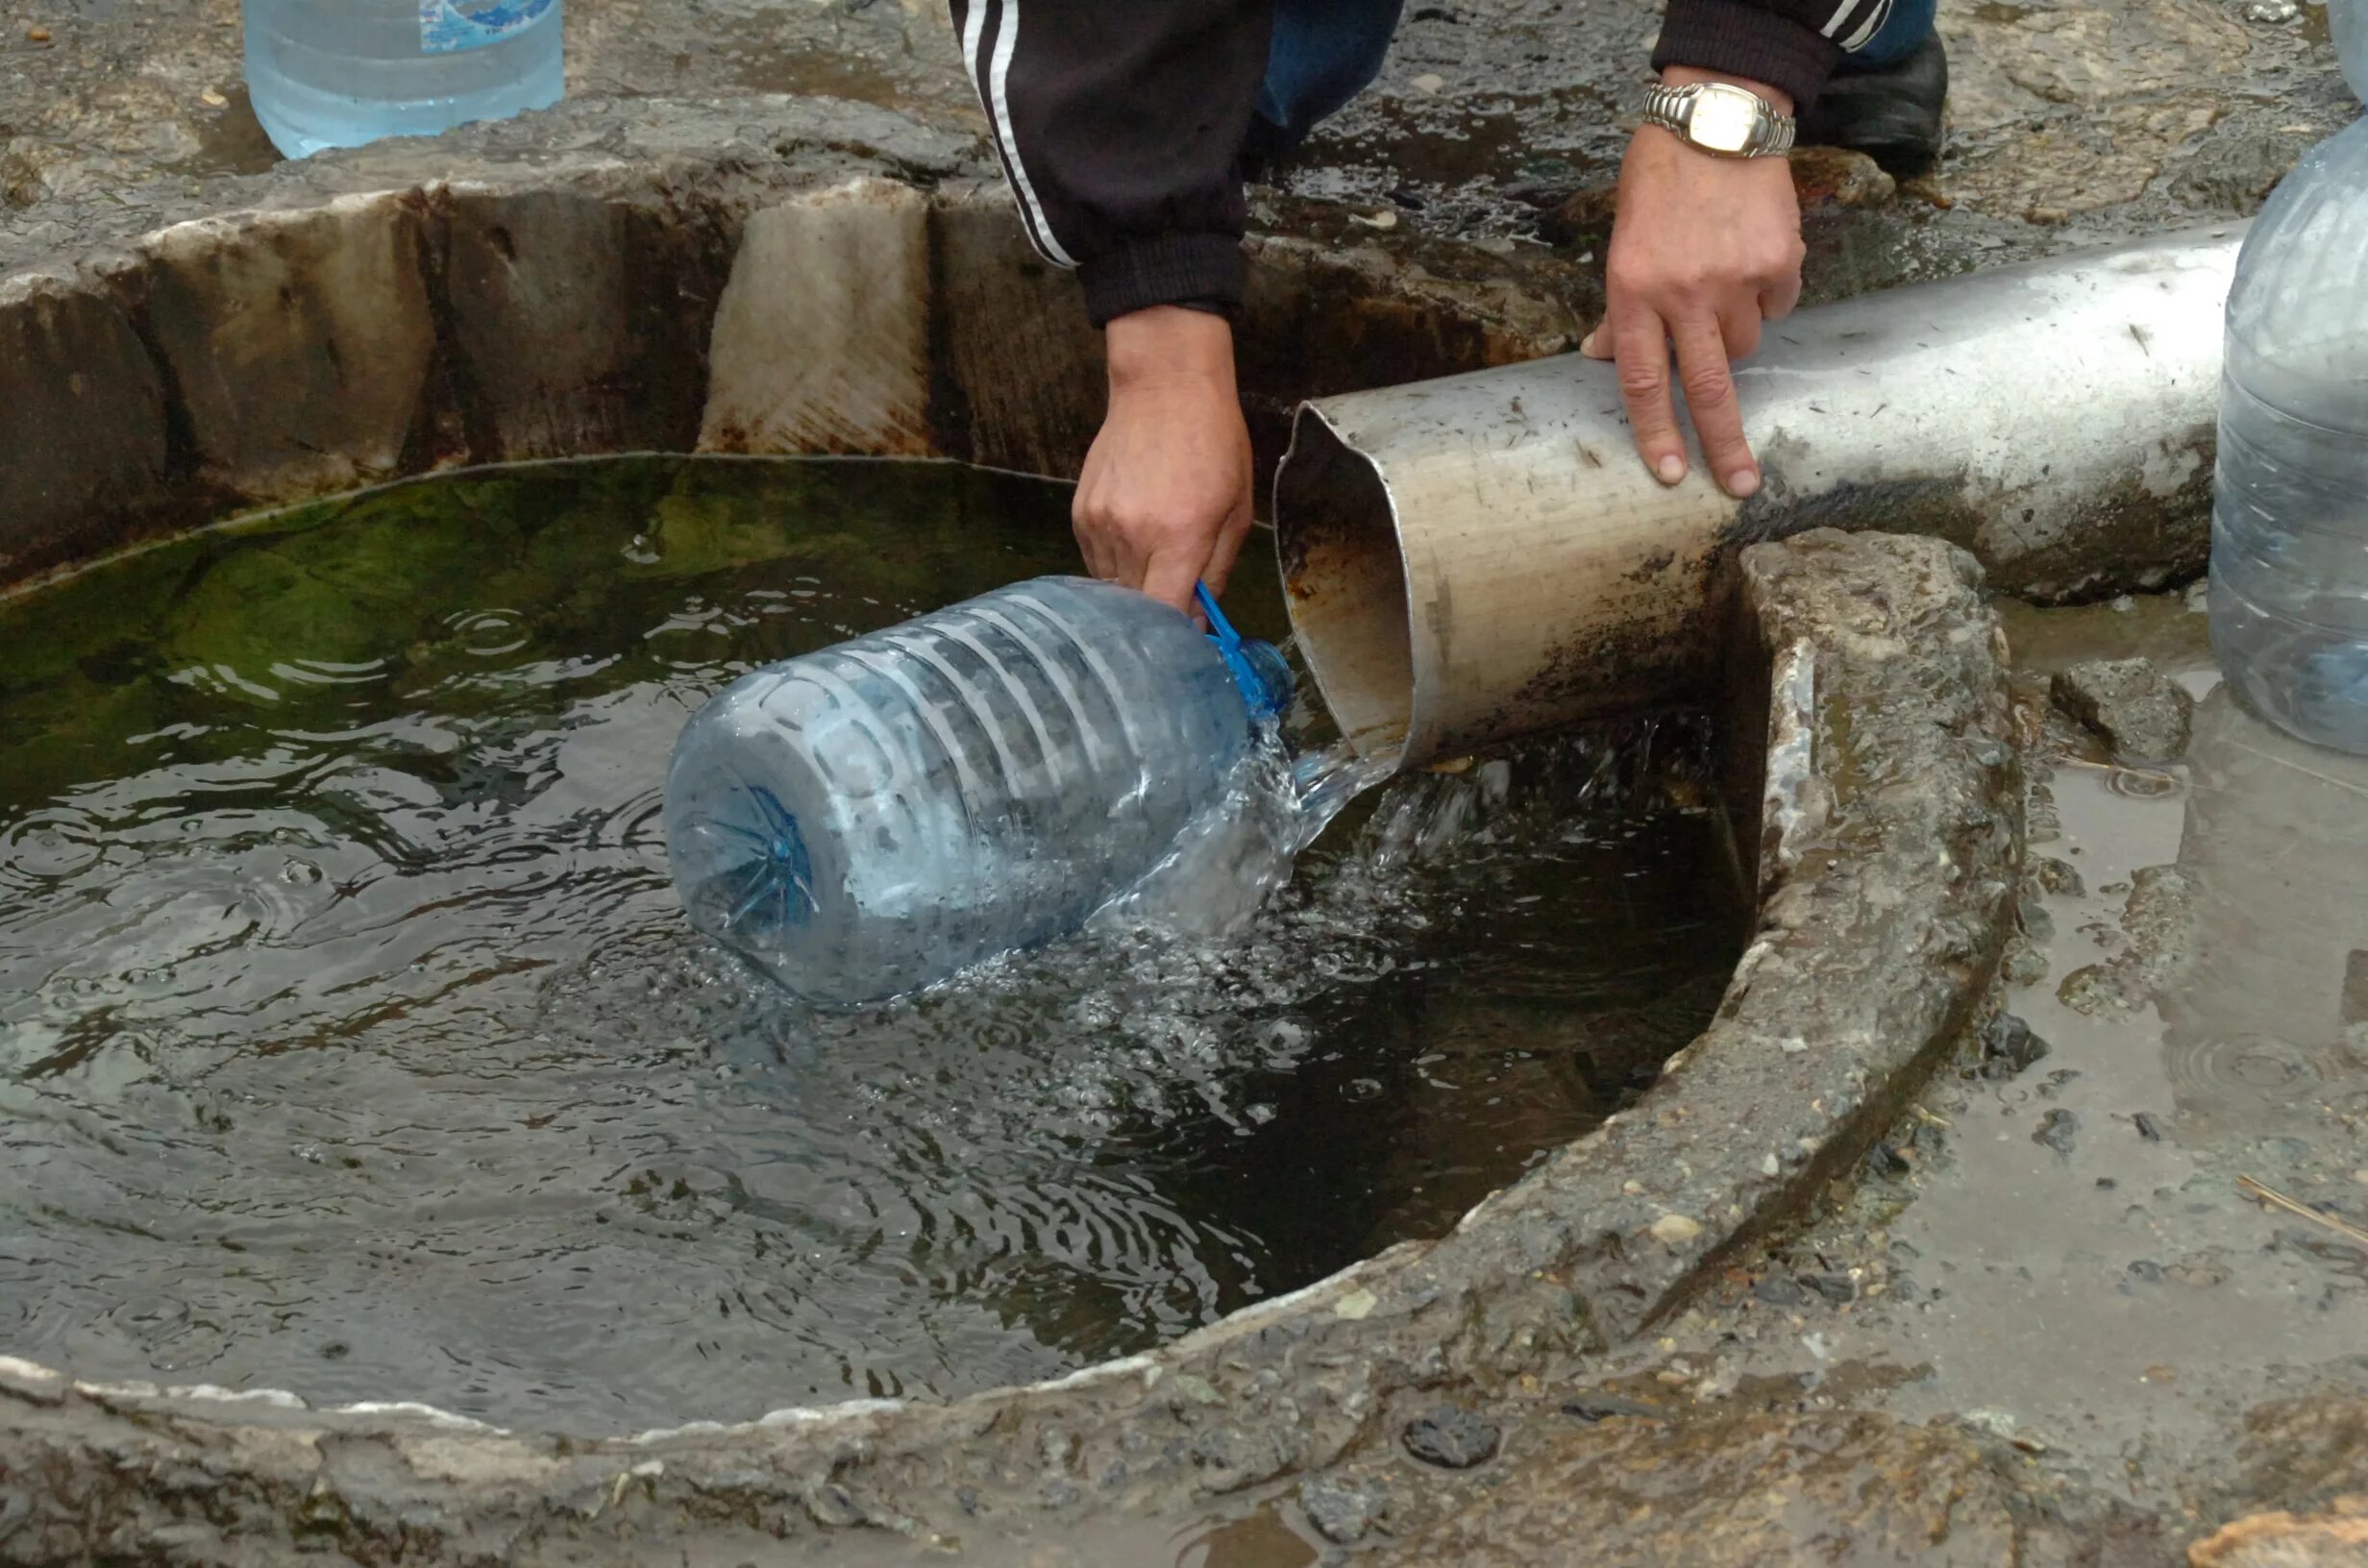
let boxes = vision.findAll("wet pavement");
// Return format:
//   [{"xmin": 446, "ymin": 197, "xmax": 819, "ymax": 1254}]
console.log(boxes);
[
  {"xmin": 798, "ymin": 595, "xmax": 2368, "ymax": 1566},
  {"xmin": 2, "ymin": 1, "xmax": 2365, "ymax": 1563},
  {"xmin": 2, "ymin": 0, "xmax": 2357, "ymax": 300},
  {"xmin": 1508, "ymin": 592, "xmax": 2368, "ymax": 1559}
]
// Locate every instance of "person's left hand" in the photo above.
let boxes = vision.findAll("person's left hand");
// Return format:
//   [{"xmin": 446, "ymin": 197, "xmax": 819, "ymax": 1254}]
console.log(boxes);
[{"xmin": 1582, "ymin": 67, "xmax": 1806, "ymax": 500}]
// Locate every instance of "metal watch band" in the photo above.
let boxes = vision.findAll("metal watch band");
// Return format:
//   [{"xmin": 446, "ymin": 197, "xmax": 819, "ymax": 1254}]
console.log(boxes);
[{"xmin": 1641, "ymin": 82, "xmax": 1797, "ymax": 159}]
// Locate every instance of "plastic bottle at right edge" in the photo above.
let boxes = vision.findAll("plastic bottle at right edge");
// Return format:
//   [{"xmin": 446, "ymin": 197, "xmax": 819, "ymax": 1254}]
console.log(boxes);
[{"xmin": 2209, "ymin": 0, "xmax": 2368, "ymax": 750}]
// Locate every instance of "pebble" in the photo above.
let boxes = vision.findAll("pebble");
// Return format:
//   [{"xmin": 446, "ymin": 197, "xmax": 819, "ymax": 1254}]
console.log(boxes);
[
  {"xmin": 1562, "ymin": 1393, "xmax": 1664, "ymax": 1423},
  {"xmin": 2051, "ymin": 657, "xmax": 2195, "ymax": 765},
  {"xmin": 1753, "ymin": 1274, "xmax": 1807, "ymax": 1307},
  {"xmin": 2191, "ymin": 1507, "xmax": 2368, "ymax": 1564},
  {"xmin": 1801, "ymin": 1271, "xmax": 1858, "ymax": 1306},
  {"xmin": 2134, "ymin": 1112, "xmax": 2167, "ymax": 1143},
  {"xmin": 2032, "ymin": 856, "xmax": 2085, "ymax": 897},
  {"xmin": 1409, "ymin": 72, "xmax": 1445, "ymax": 94},
  {"xmin": 27, "ymin": 26, "xmax": 52, "ymax": 42},
  {"xmin": 1963, "ymin": 1408, "xmax": 2051, "ymax": 1454},
  {"xmin": 1299, "ymin": 1479, "xmax": 1386, "ymax": 1544},
  {"xmin": 1979, "ymin": 1013, "xmax": 2050, "ymax": 1080},
  {"xmin": 1402, "ymin": 1406, "xmax": 1501, "ymax": 1469},
  {"xmin": 2353, "ymin": 1170, "xmax": 2368, "ymax": 1186},
  {"xmin": 1649, "ymin": 1213, "xmax": 1704, "ymax": 1244},
  {"xmin": 2001, "ymin": 939, "xmax": 2051, "ymax": 987},
  {"xmin": 2168, "ymin": 1254, "xmax": 2230, "ymax": 1288},
  {"xmin": 803, "ymin": 1482, "xmax": 866, "ymax": 1528},
  {"xmin": 2034, "ymin": 1109, "xmax": 2081, "ymax": 1156}
]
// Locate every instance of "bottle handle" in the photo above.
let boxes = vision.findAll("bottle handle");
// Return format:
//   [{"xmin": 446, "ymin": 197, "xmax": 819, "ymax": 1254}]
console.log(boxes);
[
  {"xmin": 1195, "ymin": 581, "xmax": 1245, "ymax": 652},
  {"xmin": 1196, "ymin": 582, "xmax": 1291, "ymax": 722}
]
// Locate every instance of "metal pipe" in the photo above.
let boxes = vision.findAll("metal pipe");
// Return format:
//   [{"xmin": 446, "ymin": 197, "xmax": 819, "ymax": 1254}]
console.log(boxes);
[{"xmin": 1272, "ymin": 225, "xmax": 2242, "ymax": 770}]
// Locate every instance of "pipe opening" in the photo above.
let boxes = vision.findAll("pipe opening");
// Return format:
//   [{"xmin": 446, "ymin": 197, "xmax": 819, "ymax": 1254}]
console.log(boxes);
[{"xmin": 1273, "ymin": 405, "xmax": 1416, "ymax": 770}]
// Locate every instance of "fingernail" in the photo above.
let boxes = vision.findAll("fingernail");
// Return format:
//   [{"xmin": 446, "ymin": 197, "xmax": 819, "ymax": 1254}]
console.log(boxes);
[
  {"xmin": 1579, "ymin": 331, "xmax": 1599, "ymax": 356},
  {"xmin": 1655, "ymin": 455, "xmax": 1686, "ymax": 485},
  {"xmin": 1727, "ymin": 468, "xmax": 1761, "ymax": 499}
]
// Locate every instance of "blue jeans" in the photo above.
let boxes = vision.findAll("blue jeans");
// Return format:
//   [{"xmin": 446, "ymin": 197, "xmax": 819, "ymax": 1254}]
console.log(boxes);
[{"xmin": 1252, "ymin": 0, "xmax": 1937, "ymax": 149}]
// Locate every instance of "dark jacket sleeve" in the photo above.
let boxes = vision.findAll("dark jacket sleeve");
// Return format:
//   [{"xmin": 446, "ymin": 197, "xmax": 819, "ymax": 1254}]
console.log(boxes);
[
  {"xmin": 950, "ymin": 0, "xmax": 1274, "ymax": 328},
  {"xmin": 1653, "ymin": 0, "xmax": 1896, "ymax": 110}
]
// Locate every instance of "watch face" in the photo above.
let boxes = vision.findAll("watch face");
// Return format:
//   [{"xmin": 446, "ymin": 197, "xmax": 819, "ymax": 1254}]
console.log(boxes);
[{"xmin": 1689, "ymin": 86, "xmax": 1759, "ymax": 154}]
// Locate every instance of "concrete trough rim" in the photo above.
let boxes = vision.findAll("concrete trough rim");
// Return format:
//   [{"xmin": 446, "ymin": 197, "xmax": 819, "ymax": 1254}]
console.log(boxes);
[{"xmin": 0, "ymin": 97, "xmax": 2022, "ymax": 1556}]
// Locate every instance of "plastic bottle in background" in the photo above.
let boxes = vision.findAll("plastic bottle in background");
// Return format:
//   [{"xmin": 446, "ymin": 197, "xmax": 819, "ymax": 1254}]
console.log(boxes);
[
  {"xmin": 244, "ymin": 0, "xmax": 564, "ymax": 160},
  {"xmin": 663, "ymin": 577, "xmax": 1293, "ymax": 1007},
  {"xmin": 2209, "ymin": 4, "xmax": 2368, "ymax": 749},
  {"xmin": 2339, "ymin": 0, "xmax": 2368, "ymax": 102}
]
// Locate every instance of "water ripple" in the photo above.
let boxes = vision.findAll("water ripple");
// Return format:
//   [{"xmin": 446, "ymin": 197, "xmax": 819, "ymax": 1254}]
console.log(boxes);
[{"xmin": 0, "ymin": 457, "xmax": 1741, "ymax": 1431}]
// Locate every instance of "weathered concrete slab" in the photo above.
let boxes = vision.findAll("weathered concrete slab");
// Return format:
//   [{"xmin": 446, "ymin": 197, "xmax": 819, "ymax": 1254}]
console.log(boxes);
[
  {"xmin": 135, "ymin": 196, "xmax": 436, "ymax": 506},
  {"xmin": 0, "ymin": 274, "xmax": 171, "ymax": 583},
  {"xmin": 700, "ymin": 179, "xmax": 934, "ymax": 457},
  {"xmin": 444, "ymin": 185, "xmax": 730, "ymax": 461},
  {"xmin": 0, "ymin": 99, "xmax": 984, "ymax": 576},
  {"xmin": 926, "ymin": 184, "xmax": 1109, "ymax": 480}
]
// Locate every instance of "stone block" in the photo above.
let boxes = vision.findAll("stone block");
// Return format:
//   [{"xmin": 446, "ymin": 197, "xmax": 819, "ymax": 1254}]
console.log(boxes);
[
  {"xmin": 926, "ymin": 184, "xmax": 1104, "ymax": 478},
  {"xmin": 444, "ymin": 185, "xmax": 727, "ymax": 462},
  {"xmin": 137, "ymin": 196, "xmax": 434, "ymax": 504},
  {"xmin": 0, "ymin": 274, "xmax": 170, "ymax": 582},
  {"xmin": 2051, "ymin": 655, "xmax": 2195, "ymax": 764},
  {"xmin": 699, "ymin": 178, "xmax": 933, "ymax": 458}
]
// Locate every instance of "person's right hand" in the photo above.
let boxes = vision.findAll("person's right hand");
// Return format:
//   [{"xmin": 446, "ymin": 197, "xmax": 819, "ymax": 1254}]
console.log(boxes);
[{"xmin": 1073, "ymin": 306, "xmax": 1255, "ymax": 614}]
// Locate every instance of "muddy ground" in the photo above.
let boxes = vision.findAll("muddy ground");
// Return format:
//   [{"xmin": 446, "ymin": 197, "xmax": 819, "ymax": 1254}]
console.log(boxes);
[{"xmin": 2, "ymin": 1, "xmax": 2364, "ymax": 1564}]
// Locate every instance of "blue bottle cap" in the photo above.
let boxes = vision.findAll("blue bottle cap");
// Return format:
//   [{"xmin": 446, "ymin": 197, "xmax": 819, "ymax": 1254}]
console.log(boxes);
[{"xmin": 1196, "ymin": 582, "xmax": 1293, "ymax": 723}]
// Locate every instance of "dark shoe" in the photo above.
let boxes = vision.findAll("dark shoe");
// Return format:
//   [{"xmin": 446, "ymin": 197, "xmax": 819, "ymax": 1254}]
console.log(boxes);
[
  {"xmin": 1238, "ymin": 113, "xmax": 1295, "ymax": 184},
  {"xmin": 1798, "ymin": 33, "xmax": 1947, "ymax": 175}
]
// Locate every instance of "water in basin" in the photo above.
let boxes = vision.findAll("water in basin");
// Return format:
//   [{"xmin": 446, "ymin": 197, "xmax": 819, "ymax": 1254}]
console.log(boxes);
[{"xmin": 0, "ymin": 456, "xmax": 1746, "ymax": 1430}]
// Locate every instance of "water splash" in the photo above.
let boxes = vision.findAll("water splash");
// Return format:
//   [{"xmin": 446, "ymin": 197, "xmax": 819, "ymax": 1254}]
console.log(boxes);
[{"xmin": 1101, "ymin": 731, "xmax": 1395, "ymax": 942}]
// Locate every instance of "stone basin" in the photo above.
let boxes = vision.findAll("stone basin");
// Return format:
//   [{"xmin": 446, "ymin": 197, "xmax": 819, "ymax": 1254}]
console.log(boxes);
[{"xmin": 0, "ymin": 97, "xmax": 2023, "ymax": 1562}]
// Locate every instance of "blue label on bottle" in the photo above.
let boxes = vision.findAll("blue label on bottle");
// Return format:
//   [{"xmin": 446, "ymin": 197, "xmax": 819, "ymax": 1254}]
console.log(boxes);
[{"xmin": 420, "ymin": 0, "xmax": 554, "ymax": 54}]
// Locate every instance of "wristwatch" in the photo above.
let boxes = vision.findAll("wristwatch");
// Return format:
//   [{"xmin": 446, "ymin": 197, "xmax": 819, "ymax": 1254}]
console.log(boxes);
[{"xmin": 1640, "ymin": 81, "xmax": 1796, "ymax": 159}]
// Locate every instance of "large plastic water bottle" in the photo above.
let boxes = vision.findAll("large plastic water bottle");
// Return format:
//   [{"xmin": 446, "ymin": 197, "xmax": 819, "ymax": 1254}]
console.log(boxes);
[
  {"xmin": 663, "ymin": 577, "xmax": 1292, "ymax": 1006},
  {"xmin": 244, "ymin": 0, "xmax": 564, "ymax": 160},
  {"xmin": 2209, "ymin": 5, "xmax": 2368, "ymax": 750}
]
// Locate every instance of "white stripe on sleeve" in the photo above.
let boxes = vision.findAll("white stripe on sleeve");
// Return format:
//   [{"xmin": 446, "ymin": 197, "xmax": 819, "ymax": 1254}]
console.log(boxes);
[
  {"xmin": 986, "ymin": 0, "xmax": 1078, "ymax": 269},
  {"xmin": 1839, "ymin": 0, "xmax": 1895, "ymax": 51}
]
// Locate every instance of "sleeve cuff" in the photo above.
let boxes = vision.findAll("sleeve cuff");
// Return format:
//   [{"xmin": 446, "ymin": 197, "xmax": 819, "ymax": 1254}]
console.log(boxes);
[
  {"xmin": 1652, "ymin": 0, "xmax": 1841, "ymax": 111},
  {"xmin": 1078, "ymin": 233, "xmax": 1247, "ymax": 329}
]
